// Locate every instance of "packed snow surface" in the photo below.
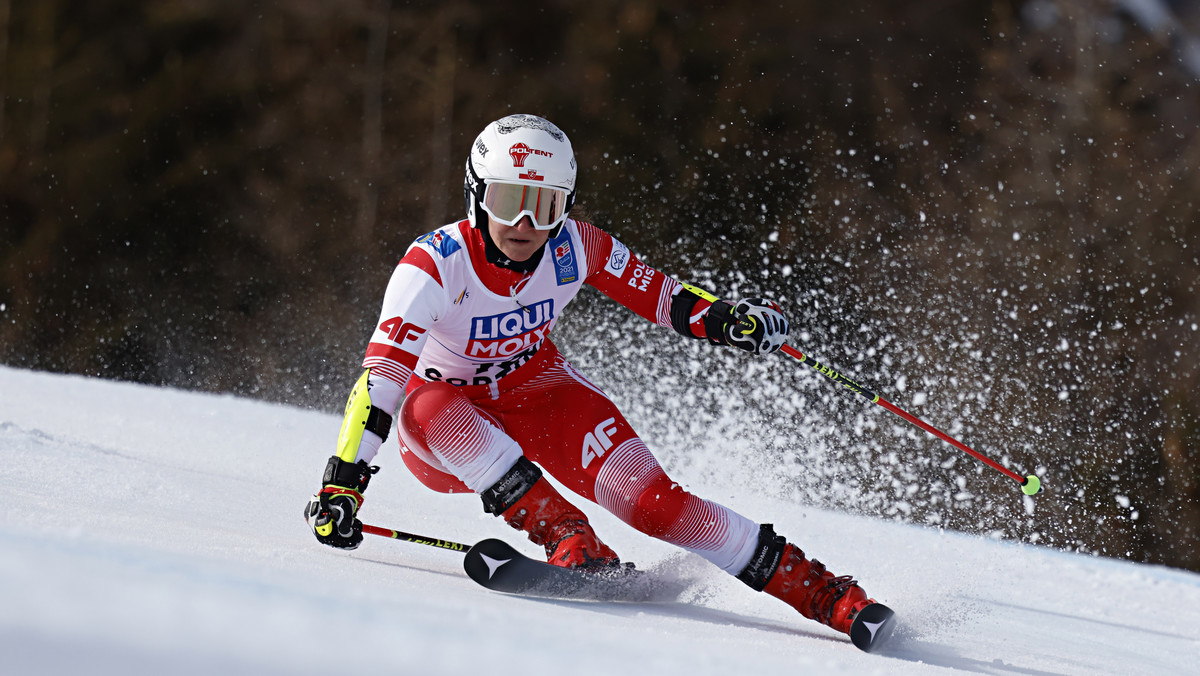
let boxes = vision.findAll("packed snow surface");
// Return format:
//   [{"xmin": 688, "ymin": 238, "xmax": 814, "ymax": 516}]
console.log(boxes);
[{"xmin": 2, "ymin": 366, "xmax": 1197, "ymax": 675}]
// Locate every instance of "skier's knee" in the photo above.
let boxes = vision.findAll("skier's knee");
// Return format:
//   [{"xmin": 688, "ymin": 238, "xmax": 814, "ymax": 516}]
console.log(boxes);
[
  {"xmin": 398, "ymin": 381, "xmax": 463, "ymax": 456},
  {"xmin": 400, "ymin": 380, "xmax": 461, "ymax": 423},
  {"xmin": 630, "ymin": 474, "xmax": 691, "ymax": 538}
]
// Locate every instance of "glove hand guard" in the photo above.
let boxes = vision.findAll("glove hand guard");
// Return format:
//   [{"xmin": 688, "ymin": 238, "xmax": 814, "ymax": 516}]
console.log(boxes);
[
  {"xmin": 304, "ymin": 456, "xmax": 379, "ymax": 550},
  {"xmin": 710, "ymin": 297, "xmax": 789, "ymax": 355}
]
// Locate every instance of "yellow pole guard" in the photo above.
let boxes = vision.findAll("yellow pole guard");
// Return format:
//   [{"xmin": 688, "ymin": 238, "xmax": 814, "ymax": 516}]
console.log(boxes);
[
  {"xmin": 682, "ymin": 283, "xmax": 719, "ymax": 303},
  {"xmin": 335, "ymin": 370, "xmax": 374, "ymax": 463}
]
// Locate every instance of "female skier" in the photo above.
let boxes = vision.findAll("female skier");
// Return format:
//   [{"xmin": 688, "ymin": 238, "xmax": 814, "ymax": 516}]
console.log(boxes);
[{"xmin": 305, "ymin": 114, "xmax": 891, "ymax": 650}]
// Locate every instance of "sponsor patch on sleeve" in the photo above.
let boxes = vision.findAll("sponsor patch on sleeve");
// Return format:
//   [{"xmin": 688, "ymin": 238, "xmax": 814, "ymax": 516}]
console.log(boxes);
[
  {"xmin": 416, "ymin": 230, "xmax": 462, "ymax": 258},
  {"xmin": 605, "ymin": 239, "xmax": 630, "ymax": 278},
  {"xmin": 549, "ymin": 231, "xmax": 579, "ymax": 285}
]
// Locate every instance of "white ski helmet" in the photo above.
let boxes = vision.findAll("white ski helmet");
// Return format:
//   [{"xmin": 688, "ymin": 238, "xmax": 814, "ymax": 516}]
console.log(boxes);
[{"xmin": 464, "ymin": 114, "xmax": 577, "ymax": 234}]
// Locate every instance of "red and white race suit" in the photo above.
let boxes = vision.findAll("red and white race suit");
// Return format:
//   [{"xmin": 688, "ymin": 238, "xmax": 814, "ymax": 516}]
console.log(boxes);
[{"xmin": 356, "ymin": 218, "xmax": 758, "ymax": 574}]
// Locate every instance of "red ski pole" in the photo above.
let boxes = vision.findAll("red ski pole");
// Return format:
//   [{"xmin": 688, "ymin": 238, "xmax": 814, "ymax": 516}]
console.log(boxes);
[{"xmin": 779, "ymin": 344, "xmax": 1042, "ymax": 495}]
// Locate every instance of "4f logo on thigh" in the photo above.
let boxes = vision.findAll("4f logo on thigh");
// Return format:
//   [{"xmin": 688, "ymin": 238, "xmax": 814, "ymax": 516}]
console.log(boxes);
[{"xmin": 581, "ymin": 417, "xmax": 619, "ymax": 469}]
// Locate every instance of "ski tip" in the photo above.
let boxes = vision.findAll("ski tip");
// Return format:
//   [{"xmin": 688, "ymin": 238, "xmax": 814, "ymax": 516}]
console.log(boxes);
[
  {"xmin": 849, "ymin": 602, "xmax": 896, "ymax": 653},
  {"xmin": 462, "ymin": 538, "xmax": 520, "ymax": 587}
]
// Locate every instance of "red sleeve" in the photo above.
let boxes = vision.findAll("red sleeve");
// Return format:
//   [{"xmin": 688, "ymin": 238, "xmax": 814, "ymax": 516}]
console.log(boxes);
[{"xmin": 578, "ymin": 221, "xmax": 681, "ymax": 329}]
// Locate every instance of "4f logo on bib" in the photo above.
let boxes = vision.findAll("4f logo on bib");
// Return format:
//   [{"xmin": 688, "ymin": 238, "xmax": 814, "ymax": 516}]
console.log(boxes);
[
  {"xmin": 378, "ymin": 317, "xmax": 426, "ymax": 345},
  {"xmin": 581, "ymin": 417, "xmax": 619, "ymax": 469}
]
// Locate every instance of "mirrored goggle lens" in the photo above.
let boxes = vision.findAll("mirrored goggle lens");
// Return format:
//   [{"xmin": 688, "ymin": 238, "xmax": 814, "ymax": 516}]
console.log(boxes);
[{"xmin": 482, "ymin": 182, "xmax": 569, "ymax": 230}]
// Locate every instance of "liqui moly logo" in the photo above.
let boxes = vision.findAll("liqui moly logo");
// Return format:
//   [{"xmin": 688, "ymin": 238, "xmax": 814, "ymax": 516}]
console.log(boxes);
[
  {"xmin": 509, "ymin": 143, "xmax": 553, "ymax": 168},
  {"xmin": 468, "ymin": 300, "xmax": 555, "ymax": 358}
]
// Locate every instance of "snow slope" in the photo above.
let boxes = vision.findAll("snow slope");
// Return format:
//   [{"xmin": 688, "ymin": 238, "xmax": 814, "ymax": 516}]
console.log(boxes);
[{"xmin": 2, "ymin": 365, "xmax": 1197, "ymax": 675}]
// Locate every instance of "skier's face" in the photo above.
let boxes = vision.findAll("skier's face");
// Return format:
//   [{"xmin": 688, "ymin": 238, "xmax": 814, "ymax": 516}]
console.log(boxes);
[{"xmin": 488, "ymin": 214, "xmax": 549, "ymax": 262}]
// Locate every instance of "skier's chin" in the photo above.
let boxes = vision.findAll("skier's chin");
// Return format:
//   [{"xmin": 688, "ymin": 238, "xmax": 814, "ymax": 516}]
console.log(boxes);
[{"xmin": 499, "ymin": 240, "xmax": 542, "ymax": 262}]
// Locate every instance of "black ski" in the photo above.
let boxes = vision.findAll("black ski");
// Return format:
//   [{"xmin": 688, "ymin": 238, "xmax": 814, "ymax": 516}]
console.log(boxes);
[
  {"xmin": 848, "ymin": 602, "xmax": 897, "ymax": 653},
  {"xmin": 463, "ymin": 538, "xmax": 647, "ymax": 602},
  {"xmin": 365, "ymin": 525, "xmax": 895, "ymax": 651}
]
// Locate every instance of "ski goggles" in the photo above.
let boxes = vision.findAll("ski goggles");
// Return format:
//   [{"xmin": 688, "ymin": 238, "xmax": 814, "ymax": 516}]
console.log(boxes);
[{"xmin": 481, "ymin": 181, "xmax": 570, "ymax": 230}]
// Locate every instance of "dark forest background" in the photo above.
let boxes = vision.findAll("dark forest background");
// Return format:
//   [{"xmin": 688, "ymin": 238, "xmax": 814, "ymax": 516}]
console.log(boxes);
[{"xmin": 3, "ymin": 1, "xmax": 1199, "ymax": 573}]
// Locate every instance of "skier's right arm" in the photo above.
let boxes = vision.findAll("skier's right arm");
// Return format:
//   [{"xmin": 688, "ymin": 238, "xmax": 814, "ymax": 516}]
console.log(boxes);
[
  {"xmin": 304, "ymin": 245, "xmax": 448, "ymax": 549},
  {"xmin": 577, "ymin": 221, "xmax": 788, "ymax": 355}
]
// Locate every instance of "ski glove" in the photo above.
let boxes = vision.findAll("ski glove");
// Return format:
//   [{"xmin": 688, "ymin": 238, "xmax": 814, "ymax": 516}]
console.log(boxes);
[
  {"xmin": 304, "ymin": 456, "xmax": 379, "ymax": 550},
  {"xmin": 706, "ymin": 297, "xmax": 789, "ymax": 355}
]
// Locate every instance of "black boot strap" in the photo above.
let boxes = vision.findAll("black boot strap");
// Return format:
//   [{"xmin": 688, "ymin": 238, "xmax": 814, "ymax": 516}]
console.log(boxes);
[
  {"xmin": 480, "ymin": 456, "xmax": 543, "ymax": 515},
  {"xmin": 736, "ymin": 523, "xmax": 787, "ymax": 591}
]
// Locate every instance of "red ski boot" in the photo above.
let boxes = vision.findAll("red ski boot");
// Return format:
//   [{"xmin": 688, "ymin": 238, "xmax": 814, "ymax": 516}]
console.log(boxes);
[
  {"xmin": 504, "ymin": 477, "xmax": 620, "ymax": 569},
  {"xmin": 763, "ymin": 543, "xmax": 872, "ymax": 634},
  {"xmin": 737, "ymin": 524, "xmax": 893, "ymax": 651},
  {"xmin": 482, "ymin": 457, "xmax": 619, "ymax": 569}
]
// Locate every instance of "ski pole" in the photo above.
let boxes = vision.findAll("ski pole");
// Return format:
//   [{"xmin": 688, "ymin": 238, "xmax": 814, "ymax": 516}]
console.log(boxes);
[
  {"xmin": 361, "ymin": 523, "xmax": 470, "ymax": 552},
  {"xmin": 779, "ymin": 344, "xmax": 1042, "ymax": 496}
]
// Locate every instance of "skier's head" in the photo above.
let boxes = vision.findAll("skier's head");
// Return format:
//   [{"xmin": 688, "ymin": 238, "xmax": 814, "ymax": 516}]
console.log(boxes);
[{"xmin": 463, "ymin": 114, "xmax": 577, "ymax": 238}]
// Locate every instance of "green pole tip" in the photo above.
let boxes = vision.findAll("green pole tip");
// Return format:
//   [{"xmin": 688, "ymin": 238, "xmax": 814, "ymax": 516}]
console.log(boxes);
[{"xmin": 1021, "ymin": 474, "xmax": 1042, "ymax": 496}]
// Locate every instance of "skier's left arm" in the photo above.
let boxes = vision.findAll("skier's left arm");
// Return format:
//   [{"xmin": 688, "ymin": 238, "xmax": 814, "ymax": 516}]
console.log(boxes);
[{"xmin": 579, "ymin": 221, "xmax": 788, "ymax": 355}]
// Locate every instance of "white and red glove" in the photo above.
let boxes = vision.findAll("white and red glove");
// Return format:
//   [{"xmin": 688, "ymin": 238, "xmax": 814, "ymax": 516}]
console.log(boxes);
[
  {"xmin": 706, "ymin": 297, "xmax": 789, "ymax": 355},
  {"xmin": 670, "ymin": 285, "xmax": 790, "ymax": 355},
  {"xmin": 304, "ymin": 456, "xmax": 378, "ymax": 550}
]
